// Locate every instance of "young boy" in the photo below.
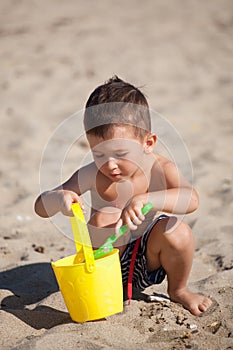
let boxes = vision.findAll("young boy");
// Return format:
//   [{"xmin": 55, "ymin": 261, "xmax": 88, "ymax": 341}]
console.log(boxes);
[{"xmin": 35, "ymin": 76, "xmax": 212, "ymax": 316}]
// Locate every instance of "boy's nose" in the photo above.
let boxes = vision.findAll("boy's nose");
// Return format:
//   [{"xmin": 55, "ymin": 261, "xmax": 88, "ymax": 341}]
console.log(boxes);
[{"xmin": 106, "ymin": 157, "xmax": 118, "ymax": 170}]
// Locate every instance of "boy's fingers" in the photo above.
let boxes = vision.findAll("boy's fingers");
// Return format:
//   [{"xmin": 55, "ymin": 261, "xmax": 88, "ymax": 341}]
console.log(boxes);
[
  {"xmin": 131, "ymin": 213, "xmax": 142, "ymax": 225},
  {"xmin": 125, "ymin": 216, "xmax": 138, "ymax": 230},
  {"xmin": 75, "ymin": 198, "xmax": 85, "ymax": 210},
  {"xmin": 126, "ymin": 209, "xmax": 143, "ymax": 224},
  {"xmin": 61, "ymin": 206, "xmax": 73, "ymax": 217},
  {"xmin": 116, "ymin": 218, "xmax": 123, "ymax": 229},
  {"xmin": 70, "ymin": 193, "xmax": 85, "ymax": 211},
  {"xmin": 115, "ymin": 219, "xmax": 123, "ymax": 237},
  {"xmin": 134, "ymin": 207, "xmax": 145, "ymax": 221}
]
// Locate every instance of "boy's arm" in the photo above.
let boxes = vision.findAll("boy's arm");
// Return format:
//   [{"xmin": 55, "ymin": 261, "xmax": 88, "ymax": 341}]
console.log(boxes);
[
  {"xmin": 34, "ymin": 163, "xmax": 95, "ymax": 218},
  {"xmin": 148, "ymin": 160, "xmax": 199, "ymax": 214},
  {"xmin": 34, "ymin": 188, "xmax": 80, "ymax": 218},
  {"xmin": 119, "ymin": 160, "xmax": 199, "ymax": 231}
]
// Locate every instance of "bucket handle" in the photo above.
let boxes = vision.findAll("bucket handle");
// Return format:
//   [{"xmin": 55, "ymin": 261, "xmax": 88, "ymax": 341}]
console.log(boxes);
[{"xmin": 71, "ymin": 203, "xmax": 95, "ymax": 273}]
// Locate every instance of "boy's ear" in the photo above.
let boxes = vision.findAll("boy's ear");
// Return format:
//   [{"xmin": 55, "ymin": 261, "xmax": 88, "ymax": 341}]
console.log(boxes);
[{"xmin": 144, "ymin": 133, "xmax": 157, "ymax": 153}]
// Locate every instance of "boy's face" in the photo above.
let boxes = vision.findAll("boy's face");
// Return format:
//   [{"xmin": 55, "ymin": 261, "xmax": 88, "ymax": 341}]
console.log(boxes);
[{"xmin": 87, "ymin": 126, "xmax": 152, "ymax": 182}]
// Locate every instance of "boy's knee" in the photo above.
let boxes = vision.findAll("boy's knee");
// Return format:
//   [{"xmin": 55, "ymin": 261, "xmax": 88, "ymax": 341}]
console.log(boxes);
[
  {"xmin": 163, "ymin": 217, "xmax": 193, "ymax": 250},
  {"xmin": 151, "ymin": 217, "xmax": 193, "ymax": 251},
  {"xmin": 89, "ymin": 207, "xmax": 121, "ymax": 228}
]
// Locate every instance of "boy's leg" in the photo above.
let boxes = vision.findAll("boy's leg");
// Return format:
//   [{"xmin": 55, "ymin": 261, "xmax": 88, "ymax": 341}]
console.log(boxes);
[{"xmin": 146, "ymin": 217, "xmax": 212, "ymax": 316}]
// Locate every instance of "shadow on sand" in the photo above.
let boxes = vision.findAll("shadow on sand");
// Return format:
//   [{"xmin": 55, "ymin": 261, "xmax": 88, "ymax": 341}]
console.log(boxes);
[{"xmin": 0, "ymin": 262, "xmax": 72, "ymax": 329}]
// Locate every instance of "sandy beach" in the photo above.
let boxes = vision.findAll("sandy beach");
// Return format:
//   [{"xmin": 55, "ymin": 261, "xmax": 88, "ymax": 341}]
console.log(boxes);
[{"xmin": 0, "ymin": 0, "xmax": 233, "ymax": 349}]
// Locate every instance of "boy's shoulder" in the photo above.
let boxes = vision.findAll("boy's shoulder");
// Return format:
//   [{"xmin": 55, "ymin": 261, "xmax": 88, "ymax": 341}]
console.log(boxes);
[
  {"xmin": 79, "ymin": 161, "xmax": 97, "ymax": 172},
  {"xmin": 69, "ymin": 161, "xmax": 98, "ymax": 192},
  {"xmin": 151, "ymin": 153, "xmax": 180, "ymax": 181},
  {"xmin": 152, "ymin": 153, "xmax": 175, "ymax": 170},
  {"xmin": 150, "ymin": 154, "xmax": 184, "ymax": 191}
]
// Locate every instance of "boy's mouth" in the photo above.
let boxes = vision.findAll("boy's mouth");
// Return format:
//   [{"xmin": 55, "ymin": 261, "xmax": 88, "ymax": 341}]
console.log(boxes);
[{"xmin": 110, "ymin": 173, "xmax": 122, "ymax": 178}]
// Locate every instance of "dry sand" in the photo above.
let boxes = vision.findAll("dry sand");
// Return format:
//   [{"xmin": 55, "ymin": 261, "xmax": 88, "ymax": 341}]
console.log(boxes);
[{"xmin": 0, "ymin": 0, "xmax": 233, "ymax": 349}]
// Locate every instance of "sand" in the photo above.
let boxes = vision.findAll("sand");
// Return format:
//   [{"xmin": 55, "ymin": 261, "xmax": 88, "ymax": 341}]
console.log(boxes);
[{"xmin": 0, "ymin": 0, "xmax": 233, "ymax": 349}]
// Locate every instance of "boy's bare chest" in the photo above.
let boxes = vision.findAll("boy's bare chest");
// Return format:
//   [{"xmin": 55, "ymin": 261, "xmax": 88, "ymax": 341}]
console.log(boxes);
[{"xmin": 92, "ymin": 175, "xmax": 149, "ymax": 209}]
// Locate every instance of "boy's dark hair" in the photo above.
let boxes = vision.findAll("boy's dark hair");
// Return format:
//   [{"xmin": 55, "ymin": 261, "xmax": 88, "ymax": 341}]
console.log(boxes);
[{"xmin": 84, "ymin": 76, "xmax": 151, "ymax": 140}]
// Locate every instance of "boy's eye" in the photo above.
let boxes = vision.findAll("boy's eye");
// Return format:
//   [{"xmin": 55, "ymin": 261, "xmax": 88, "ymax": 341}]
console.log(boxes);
[
  {"xmin": 94, "ymin": 154, "xmax": 104, "ymax": 158},
  {"xmin": 115, "ymin": 152, "xmax": 128, "ymax": 158}
]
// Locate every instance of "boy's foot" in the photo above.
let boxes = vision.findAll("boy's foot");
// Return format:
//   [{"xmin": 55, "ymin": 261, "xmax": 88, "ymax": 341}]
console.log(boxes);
[{"xmin": 169, "ymin": 288, "xmax": 212, "ymax": 316}]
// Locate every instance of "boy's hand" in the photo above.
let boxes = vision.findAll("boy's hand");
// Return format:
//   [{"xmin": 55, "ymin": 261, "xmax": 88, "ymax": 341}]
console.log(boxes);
[
  {"xmin": 118, "ymin": 195, "xmax": 147, "ymax": 231},
  {"xmin": 57, "ymin": 190, "xmax": 84, "ymax": 216}
]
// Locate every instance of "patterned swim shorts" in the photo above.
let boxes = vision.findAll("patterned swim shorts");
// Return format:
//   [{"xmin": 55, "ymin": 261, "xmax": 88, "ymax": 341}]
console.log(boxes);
[{"xmin": 120, "ymin": 215, "xmax": 167, "ymax": 290}]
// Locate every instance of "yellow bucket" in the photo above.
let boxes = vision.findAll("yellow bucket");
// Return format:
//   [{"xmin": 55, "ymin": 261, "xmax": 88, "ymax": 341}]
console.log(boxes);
[{"xmin": 51, "ymin": 204, "xmax": 123, "ymax": 322}]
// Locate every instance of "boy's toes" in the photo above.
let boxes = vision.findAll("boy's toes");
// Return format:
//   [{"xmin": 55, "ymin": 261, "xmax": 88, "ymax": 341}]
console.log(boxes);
[
  {"xmin": 190, "ymin": 304, "xmax": 207, "ymax": 316},
  {"xmin": 189, "ymin": 297, "xmax": 212, "ymax": 316},
  {"xmin": 190, "ymin": 305, "xmax": 203, "ymax": 316},
  {"xmin": 198, "ymin": 303, "xmax": 208, "ymax": 313},
  {"xmin": 198, "ymin": 298, "xmax": 212, "ymax": 314}
]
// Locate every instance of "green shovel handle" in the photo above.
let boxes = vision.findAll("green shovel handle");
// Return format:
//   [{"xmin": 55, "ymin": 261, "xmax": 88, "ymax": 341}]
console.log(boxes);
[{"xmin": 93, "ymin": 202, "xmax": 153, "ymax": 259}]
